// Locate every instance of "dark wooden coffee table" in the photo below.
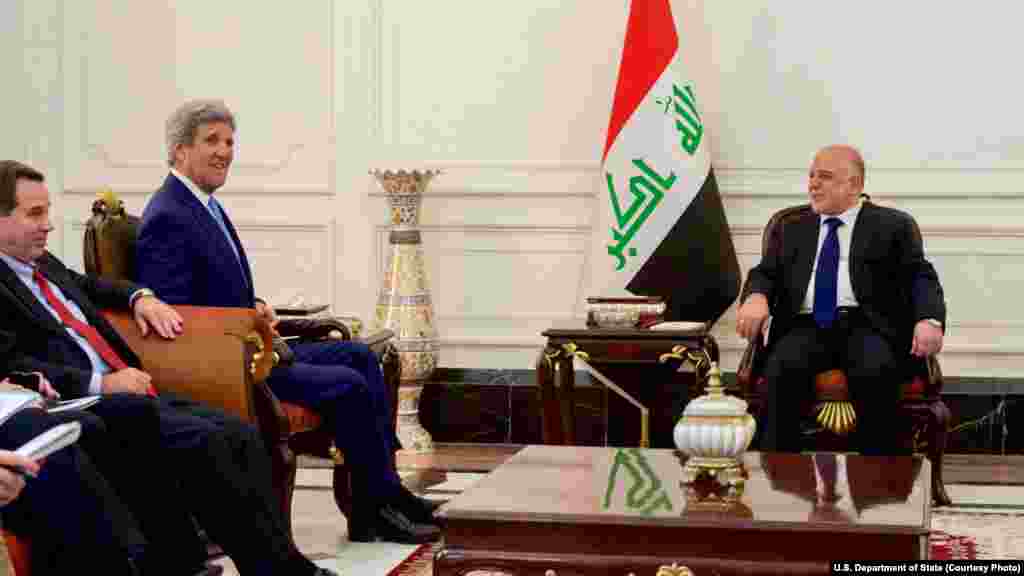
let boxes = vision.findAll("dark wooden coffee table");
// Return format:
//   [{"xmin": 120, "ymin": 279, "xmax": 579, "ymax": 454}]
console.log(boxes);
[{"xmin": 435, "ymin": 445, "xmax": 931, "ymax": 575}]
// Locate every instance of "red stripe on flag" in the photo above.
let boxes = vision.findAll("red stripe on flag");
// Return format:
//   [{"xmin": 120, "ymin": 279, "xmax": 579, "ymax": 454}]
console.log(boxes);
[{"xmin": 602, "ymin": 0, "xmax": 679, "ymax": 162}]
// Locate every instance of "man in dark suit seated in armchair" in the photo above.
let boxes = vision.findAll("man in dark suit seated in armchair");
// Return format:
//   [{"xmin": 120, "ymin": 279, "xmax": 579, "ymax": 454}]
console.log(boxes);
[
  {"xmin": 0, "ymin": 159, "xmax": 336, "ymax": 576},
  {"xmin": 0, "ymin": 373, "xmax": 223, "ymax": 576},
  {"xmin": 135, "ymin": 99, "xmax": 438, "ymax": 544},
  {"xmin": 735, "ymin": 145, "xmax": 946, "ymax": 454}
]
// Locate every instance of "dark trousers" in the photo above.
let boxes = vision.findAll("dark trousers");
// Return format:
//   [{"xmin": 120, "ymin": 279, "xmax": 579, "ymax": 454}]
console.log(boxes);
[
  {"xmin": 3, "ymin": 394, "xmax": 315, "ymax": 575},
  {"xmin": 0, "ymin": 408, "xmax": 150, "ymax": 575},
  {"xmin": 759, "ymin": 309, "xmax": 905, "ymax": 455},
  {"xmin": 143, "ymin": 392, "xmax": 316, "ymax": 576},
  {"xmin": 266, "ymin": 340, "xmax": 401, "ymax": 504}
]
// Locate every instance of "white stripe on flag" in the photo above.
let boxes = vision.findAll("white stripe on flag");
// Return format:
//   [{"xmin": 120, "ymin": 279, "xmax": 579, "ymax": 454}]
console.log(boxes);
[{"xmin": 590, "ymin": 63, "xmax": 711, "ymax": 297}]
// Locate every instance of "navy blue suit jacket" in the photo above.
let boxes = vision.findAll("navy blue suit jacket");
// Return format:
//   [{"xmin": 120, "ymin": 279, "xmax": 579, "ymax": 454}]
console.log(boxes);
[{"xmin": 136, "ymin": 173, "xmax": 255, "ymax": 308}]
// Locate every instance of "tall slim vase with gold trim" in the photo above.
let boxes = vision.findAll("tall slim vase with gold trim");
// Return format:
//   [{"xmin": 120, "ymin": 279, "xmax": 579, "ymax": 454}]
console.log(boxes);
[{"xmin": 371, "ymin": 169, "xmax": 440, "ymax": 452}]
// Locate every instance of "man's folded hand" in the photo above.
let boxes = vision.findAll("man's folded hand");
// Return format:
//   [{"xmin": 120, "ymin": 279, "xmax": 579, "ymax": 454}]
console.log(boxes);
[
  {"xmin": 101, "ymin": 368, "xmax": 155, "ymax": 396},
  {"xmin": 736, "ymin": 293, "xmax": 770, "ymax": 341}
]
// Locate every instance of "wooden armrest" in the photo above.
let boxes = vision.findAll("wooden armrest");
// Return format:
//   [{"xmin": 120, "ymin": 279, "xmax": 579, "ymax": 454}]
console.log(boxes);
[
  {"xmin": 273, "ymin": 304, "xmax": 329, "ymax": 316},
  {"xmin": 102, "ymin": 305, "xmax": 275, "ymax": 424},
  {"xmin": 275, "ymin": 317, "xmax": 351, "ymax": 341}
]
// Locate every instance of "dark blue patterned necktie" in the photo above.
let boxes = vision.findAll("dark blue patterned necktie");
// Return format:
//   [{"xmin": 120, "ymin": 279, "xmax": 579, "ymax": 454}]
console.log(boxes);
[{"xmin": 813, "ymin": 217, "xmax": 843, "ymax": 328}]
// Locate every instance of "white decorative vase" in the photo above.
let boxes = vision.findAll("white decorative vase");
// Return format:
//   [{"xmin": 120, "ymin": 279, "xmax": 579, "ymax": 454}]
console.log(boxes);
[
  {"xmin": 673, "ymin": 362, "xmax": 756, "ymax": 487},
  {"xmin": 371, "ymin": 169, "xmax": 441, "ymax": 453}
]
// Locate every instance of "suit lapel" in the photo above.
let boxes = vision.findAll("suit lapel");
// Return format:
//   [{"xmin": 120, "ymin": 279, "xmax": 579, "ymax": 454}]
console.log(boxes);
[
  {"xmin": 36, "ymin": 254, "xmax": 142, "ymax": 368},
  {"xmin": 0, "ymin": 256, "xmax": 65, "ymax": 334},
  {"xmin": 791, "ymin": 210, "xmax": 820, "ymax": 310},
  {"xmin": 848, "ymin": 202, "xmax": 874, "ymax": 298},
  {"xmin": 37, "ymin": 255, "xmax": 99, "ymax": 325}
]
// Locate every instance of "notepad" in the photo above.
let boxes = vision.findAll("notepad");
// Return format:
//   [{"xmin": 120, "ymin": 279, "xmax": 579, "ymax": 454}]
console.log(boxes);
[
  {"xmin": 46, "ymin": 396, "xmax": 101, "ymax": 414},
  {"xmin": 0, "ymin": 391, "xmax": 102, "ymax": 429},
  {"xmin": 14, "ymin": 421, "xmax": 82, "ymax": 461},
  {"xmin": 0, "ymin": 390, "xmax": 44, "ymax": 428}
]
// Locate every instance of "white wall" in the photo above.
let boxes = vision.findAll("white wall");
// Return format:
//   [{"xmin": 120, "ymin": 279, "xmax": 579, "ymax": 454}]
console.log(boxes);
[{"xmin": 5, "ymin": 1, "xmax": 1023, "ymax": 376}]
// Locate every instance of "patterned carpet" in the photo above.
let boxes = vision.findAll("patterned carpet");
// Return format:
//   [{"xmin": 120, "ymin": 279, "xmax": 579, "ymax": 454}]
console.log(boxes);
[
  {"xmin": 387, "ymin": 543, "xmax": 437, "ymax": 576},
  {"xmin": 931, "ymin": 509, "xmax": 1024, "ymax": 559}
]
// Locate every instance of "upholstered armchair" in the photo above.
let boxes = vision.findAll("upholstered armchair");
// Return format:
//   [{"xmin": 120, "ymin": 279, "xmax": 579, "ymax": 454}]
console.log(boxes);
[
  {"xmin": 83, "ymin": 192, "xmax": 401, "ymax": 536},
  {"xmin": 736, "ymin": 201, "xmax": 951, "ymax": 506}
]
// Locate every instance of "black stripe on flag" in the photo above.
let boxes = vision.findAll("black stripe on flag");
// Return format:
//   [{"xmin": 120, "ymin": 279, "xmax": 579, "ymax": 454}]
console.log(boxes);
[{"xmin": 625, "ymin": 169, "xmax": 741, "ymax": 326}]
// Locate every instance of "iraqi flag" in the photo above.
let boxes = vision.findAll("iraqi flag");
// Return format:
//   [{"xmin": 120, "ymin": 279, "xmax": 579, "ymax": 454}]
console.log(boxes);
[{"xmin": 588, "ymin": 0, "xmax": 741, "ymax": 325}]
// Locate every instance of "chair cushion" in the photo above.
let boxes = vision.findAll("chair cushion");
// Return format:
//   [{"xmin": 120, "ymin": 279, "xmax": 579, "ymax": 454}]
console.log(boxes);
[{"xmin": 281, "ymin": 402, "xmax": 322, "ymax": 435}]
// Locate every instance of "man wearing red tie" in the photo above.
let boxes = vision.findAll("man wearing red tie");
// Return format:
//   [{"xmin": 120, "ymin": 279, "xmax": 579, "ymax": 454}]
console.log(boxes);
[
  {"xmin": 736, "ymin": 145, "xmax": 946, "ymax": 455},
  {"xmin": 0, "ymin": 160, "xmax": 336, "ymax": 576}
]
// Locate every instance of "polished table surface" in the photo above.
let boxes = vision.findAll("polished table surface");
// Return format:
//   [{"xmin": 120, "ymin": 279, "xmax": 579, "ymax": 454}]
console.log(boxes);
[
  {"xmin": 442, "ymin": 445, "xmax": 929, "ymax": 532},
  {"xmin": 436, "ymin": 446, "xmax": 930, "ymax": 574}
]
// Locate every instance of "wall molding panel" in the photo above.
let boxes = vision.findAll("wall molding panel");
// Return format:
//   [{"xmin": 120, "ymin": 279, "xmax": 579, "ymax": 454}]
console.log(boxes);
[
  {"xmin": 7, "ymin": 0, "xmax": 1020, "ymax": 374},
  {"xmin": 61, "ymin": 0, "xmax": 336, "ymax": 195}
]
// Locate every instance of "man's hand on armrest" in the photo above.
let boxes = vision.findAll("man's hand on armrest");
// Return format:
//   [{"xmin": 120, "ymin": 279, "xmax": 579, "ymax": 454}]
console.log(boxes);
[
  {"xmin": 132, "ymin": 293, "xmax": 184, "ymax": 339},
  {"xmin": 254, "ymin": 299, "xmax": 279, "ymax": 331},
  {"xmin": 736, "ymin": 293, "xmax": 770, "ymax": 342}
]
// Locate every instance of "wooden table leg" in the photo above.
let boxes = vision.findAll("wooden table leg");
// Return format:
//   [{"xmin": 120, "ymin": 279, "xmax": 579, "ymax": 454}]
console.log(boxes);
[
  {"xmin": 557, "ymin": 354, "xmax": 577, "ymax": 445},
  {"xmin": 536, "ymin": 344, "xmax": 563, "ymax": 444}
]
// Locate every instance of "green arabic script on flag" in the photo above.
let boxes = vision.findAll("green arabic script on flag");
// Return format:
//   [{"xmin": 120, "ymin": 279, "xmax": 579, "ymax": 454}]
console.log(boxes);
[
  {"xmin": 606, "ymin": 160, "xmax": 676, "ymax": 271},
  {"xmin": 603, "ymin": 448, "xmax": 673, "ymax": 515}
]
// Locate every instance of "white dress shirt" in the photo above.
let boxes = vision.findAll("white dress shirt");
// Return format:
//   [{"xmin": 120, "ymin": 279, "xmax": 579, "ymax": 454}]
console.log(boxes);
[
  {"xmin": 800, "ymin": 200, "xmax": 863, "ymax": 313},
  {"xmin": 171, "ymin": 167, "xmax": 224, "ymax": 225},
  {"xmin": 0, "ymin": 252, "xmax": 109, "ymax": 394}
]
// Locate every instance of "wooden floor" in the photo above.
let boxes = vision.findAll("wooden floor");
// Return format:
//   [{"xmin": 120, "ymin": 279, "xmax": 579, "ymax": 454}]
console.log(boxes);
[{"xmin": 396, "ymin": 443, "xmax": 1024, "ymax": 486}]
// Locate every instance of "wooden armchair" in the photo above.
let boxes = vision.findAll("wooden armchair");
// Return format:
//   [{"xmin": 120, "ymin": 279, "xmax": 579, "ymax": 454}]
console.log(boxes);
[
  {"xmin": 736, "ymin": 201, "xmax": 951, "ymax": 506},
  {"xmin": 82, "ymin": 193, "xmax": 401, "ymax": 539},
  {"xmin": 2, "ymin": 305, "xmax": 276, "ymax": 575}
]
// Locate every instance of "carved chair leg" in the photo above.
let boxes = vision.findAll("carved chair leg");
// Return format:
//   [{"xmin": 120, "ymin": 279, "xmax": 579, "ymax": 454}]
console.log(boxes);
[
  {"xmin": 332, "ymin": 462, "xmax": 353, "ymax": 519},
  {"xmin": 929, "ymin": 401, "xmax": 953, "ymax": 507}
]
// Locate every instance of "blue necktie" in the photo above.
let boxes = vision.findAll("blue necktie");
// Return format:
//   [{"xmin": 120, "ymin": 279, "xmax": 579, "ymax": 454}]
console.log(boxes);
[
  {"xmin": 813, "ymin": 217, "xmax": 843, "ymax": 328},
  {"xmin": 207, "ymin": 196, "xmax": 248, "ymax": 287}
]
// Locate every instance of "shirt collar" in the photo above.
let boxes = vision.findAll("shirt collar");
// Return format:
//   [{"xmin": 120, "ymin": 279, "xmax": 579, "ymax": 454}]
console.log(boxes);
[
  {"xmin": 0, "ymin": 251, "xmax": 37, "ymax": 277},
  {"xmin": 170, "ymin": 167, "xmax": 215, "ymax": 209},
  {"xmin": 821, "ymin": 198, "xmax": 863, "ymax": 228}
]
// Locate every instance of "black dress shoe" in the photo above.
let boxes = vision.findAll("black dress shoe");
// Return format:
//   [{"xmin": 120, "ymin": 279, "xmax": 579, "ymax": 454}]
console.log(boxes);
[
  {"xmin": 129, "ymin": 553, "xmax": 224, "ymax": 576},
  {"xmin": 393, "ymin": 485, "xmax": 442, "ymax": 525},
  {"xmin": 376, "ymin": 505, "xmax": 440, "ymax": 544},
  {"xmin": 348, "ymin": 503, "xmax": 439, "ymax": 543},
  {"xmin": 311, "ymin": 568, "xmax": 338, "ymax": 576}
]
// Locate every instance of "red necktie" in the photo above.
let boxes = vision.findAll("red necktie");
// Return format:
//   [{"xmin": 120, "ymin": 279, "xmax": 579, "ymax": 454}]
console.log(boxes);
[{"xmin": 33, "ymin": 269, "xmax": 156, "ymax": 396}]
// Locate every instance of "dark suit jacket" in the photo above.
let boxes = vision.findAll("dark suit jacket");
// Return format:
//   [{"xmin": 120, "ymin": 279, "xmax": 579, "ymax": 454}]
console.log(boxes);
[
  {"xmin": 0, "ymin": 252, "xmax": 143, "ymax": 397},
  {"xmin": 743, "ymin": 202, "xmax": 946, "ymax": 351},
  {"xmin": 136, "ymin": 173, "xmax": 255, "ymax": 307}
]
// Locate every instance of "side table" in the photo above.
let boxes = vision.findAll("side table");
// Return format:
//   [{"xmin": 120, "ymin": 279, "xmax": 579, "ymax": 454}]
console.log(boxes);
[{"xmin": 536, "ymin": 324, "xmax": 719, "ymax": 448}]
